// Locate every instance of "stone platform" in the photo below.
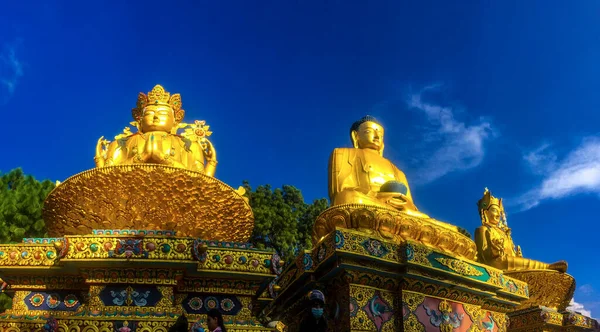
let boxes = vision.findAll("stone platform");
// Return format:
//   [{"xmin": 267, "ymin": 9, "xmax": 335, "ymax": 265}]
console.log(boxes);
[{"xmin": 0, "ymin": 230, "xmax": 279, "ymax": 331}]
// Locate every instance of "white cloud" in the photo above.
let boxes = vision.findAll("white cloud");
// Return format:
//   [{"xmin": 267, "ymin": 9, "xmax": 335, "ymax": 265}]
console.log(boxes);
[
  {"xmin": 0, "ymin": 39, "xmax": 24, "ymax": 102},
  {"xmin": 579, "ymin": 284, "xmax": 595, "ymax": 296},
  {"xmin": 406, "ymin": 85, "xmax": 494, "ymax": 184},
  {"xmin": 513, "ymin": 137, "xmax": 600, "ymax": 211},
  {"xmin": 567, "ymin": 298, "xmax": 593, "ymax": 318}
]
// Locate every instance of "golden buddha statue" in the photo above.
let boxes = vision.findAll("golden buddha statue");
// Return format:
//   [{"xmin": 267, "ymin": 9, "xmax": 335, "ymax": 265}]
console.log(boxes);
[
  {"xmin": 328, "ymin": 115, "xmax": 428, "ymax": 218},
  {"xmin": 475, "ymin": 188, "xmax": 567, "ymax": 272},
  {"xmin": 94, "ymin": 84, "xmax": 217, "ymax": 176}
]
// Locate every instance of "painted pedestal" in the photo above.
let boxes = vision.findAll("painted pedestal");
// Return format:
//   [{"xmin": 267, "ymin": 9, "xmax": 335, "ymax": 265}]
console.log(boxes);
[
  {"xmin": 264, "ymin": 228, "xmax": 526, "ymax": 331},
  {"xmin": 0, "ymin": 230, "xmax": 278, "ymax": 331}
]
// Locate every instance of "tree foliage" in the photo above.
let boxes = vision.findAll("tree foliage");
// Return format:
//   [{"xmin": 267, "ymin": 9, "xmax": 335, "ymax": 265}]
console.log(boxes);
[
  {"xmin": 0, "ymin": 168, "xmax": 56, "ymax": 244},
  {"xmin": 242, "ymin": 181, "xmax": 329, "ymax": 258},
  {"xmin": 0, "ymin": 168, "xmax": 55, "ymax": 312}
]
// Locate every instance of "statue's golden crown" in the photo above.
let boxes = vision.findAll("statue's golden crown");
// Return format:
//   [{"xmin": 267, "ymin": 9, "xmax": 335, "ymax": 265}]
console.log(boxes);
[
  {"xmin": 131, "ymin": 85, "xmax": 185, "ymax": 123},
  {"xmin": 477, "ymin": 187, "xmax": 502, "ymax": 211}
]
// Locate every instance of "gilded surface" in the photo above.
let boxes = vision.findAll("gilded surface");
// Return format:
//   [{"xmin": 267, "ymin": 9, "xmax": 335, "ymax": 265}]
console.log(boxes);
[
  {"xmin": 312, "ymin": 204, "xmax": 477, "ymax": 260},
  {"xmin": 0, "ymin": 243, "xmax": 59, "ymax": 266},
  {"xmin": 43, "ymin": 165, "xmax": 254, "ymax": 241},
  {"xmin": 434, "ymin": 257, "xmax": 483, "ymax": 277},
  {"xmin": 349, "ymin": 285, "xmax": 396, "ymax": 332},
  {"xmin": 94, "ymin": 84, "xmax": 217, "ymax": 176},
  {"xmin": 178, "ymin": 278, "xmax": 262, "ymax": 296},
  {"xmin": 328, "ymin": 116, "xmax": 429, "ymax": 218},
  {"xmin": 475, "ymin": 188, "xmax": 567, "ymax": 273},
  {"xmin": 504, "ymin": 270, "xmax": 575, "ymax": 311},
  {"xmin": 197, "ymin": 248, "xmax": 273, "ymax": 275},
  {"xmin": 402, "ymin": 292, "xmax": 426, "ymax": 331},
  {"xmin": 81, "ymin": 268, "xmax": 182, "ymax": 285},
  {"xmin": 1, "ymin": 275, "xmax": 85, "ymax": 290},
  {"xmin": 63, "ymin": 235, "xmax": 195, "ymax": 261}
]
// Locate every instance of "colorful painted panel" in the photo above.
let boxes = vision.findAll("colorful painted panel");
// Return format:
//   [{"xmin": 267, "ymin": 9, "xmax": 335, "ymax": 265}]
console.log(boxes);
[
  {"xmin": 403, "ymin": 292, "xmax": 504, "ymax": 332},
  {"xmin": 182, "ymin": 294, "xmax": 242, "ymax": 315},
  {"xmin": 349, "ymin": 285, "xmax": 396, "ymax": 332},
  {"xmin": 99, "ymin": 285, "xmax": 162, "ymax": 307},
  {"xmin": 24, "ymin": 291, "xmax": 82, "ymax": 311}
]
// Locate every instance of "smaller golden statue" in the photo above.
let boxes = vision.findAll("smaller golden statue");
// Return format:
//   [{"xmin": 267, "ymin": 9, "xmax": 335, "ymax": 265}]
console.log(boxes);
[
  {"xmin": 328, "ymin": 115, "xmax": 428, "ymax": 218},
  {"xmin": 94, "ymin": 84, "xmax": 217, "ymax": 176},
  {"xmin": 475, "ymin": 188, "xmax": 567, "ymax": 272}
]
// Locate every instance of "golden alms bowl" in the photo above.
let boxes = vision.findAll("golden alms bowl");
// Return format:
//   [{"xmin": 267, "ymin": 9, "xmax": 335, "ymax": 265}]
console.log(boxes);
[
  {"xmin": 312, "ymin": 204, "xmax": 477, "ymax": 260},
  {"xmin": 505, "ymin": 270, "xmax": 575, "ymax": 311},
  {"xmin": 43, "ymin": 165, "xmax": 254, "ymax": 242}
]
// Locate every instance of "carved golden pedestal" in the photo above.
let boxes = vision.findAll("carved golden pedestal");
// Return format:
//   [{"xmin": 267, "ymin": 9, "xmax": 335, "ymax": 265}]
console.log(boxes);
[
  {"xmin": 43, "ymin": 165, "xmax": 253, "ymax": 242},
  {"xmin": 505, "ymin": 270, "xmax": 575, "ymax": 311},
  {"xmin": 312, "ymin": 204, "xmax": 477, "ymax": 260}
]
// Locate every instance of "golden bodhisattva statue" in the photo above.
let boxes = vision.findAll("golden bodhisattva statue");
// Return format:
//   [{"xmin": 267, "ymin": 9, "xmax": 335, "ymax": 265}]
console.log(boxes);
[
  {"xmin": 475, "ymin": 188, "xmax": 567, "ymax": 272},
  {"xmin": 329, "ymin": 115, "xmax": 428, "ymax": 218},
  {"xmin": 94, "ymin": 84, "xmax": 217, "ymax": 176}
]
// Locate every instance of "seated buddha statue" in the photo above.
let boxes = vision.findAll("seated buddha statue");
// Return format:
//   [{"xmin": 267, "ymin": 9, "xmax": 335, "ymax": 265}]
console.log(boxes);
[
  {"xmin": 94, "ymin": 85, "xmax": 217, "ymax": 176},
  {"xmin": 328, "ymin": 115, "xmax": 429, "ymax": 218},
  {"xmin": 475, "ymin": 188, "xmax": 567, "ymax": 272}
]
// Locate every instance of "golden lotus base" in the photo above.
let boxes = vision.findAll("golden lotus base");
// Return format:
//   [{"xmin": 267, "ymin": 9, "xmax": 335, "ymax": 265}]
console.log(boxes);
[
  {"xmin": 505, "ymin": 269, "xmax": 576, "ymax": 312},
  {"xmin": 312, "ymin": 204, "xmax": 477, "ymax": 260},
  {"xmin": 43, "ymin": 165, "xmax": 254, "ymax": 242}
]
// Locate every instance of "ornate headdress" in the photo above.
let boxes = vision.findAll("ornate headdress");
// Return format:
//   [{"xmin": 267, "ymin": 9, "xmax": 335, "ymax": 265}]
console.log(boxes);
[
  {"xmin": 477, "ymin": 188, "xmax": 506, "ymax": 225},
  {"xmin": 131, "ymin": 85, "xmax": 185, "ymax": 124}
]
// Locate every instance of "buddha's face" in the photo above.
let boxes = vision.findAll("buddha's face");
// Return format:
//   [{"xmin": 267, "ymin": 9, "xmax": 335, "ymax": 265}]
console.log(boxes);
[
  {"xmin": 140, "ymin": 105, "xmax": 175, "ymax": 133},
  {"xmin": 353, "ymin": 121, "xmax": 384, "ymax": 151},
  {"xmin": 485, "ymin": 205, "xmax": 502, "ymax": 225}
]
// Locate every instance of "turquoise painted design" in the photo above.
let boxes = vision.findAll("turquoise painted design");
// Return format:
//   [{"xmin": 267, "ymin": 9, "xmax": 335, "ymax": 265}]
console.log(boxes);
[
  {"xmin": 334, "ymin": 230, "xmax": 345, "ymax": 249},
  {"xmin": 21, "ymin": 238, "xmax": 63, "ymax": 244},
  {"xmin": 427, "ymin": 252, "xmax": 491, "ymax": 282}
]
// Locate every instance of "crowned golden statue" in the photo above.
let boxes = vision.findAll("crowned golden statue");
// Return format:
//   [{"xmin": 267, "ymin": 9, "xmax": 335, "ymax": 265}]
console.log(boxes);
[
  {"xmin": 94, "ymin": 84, "xmax": 217, "ymax": 175},
  {"xmin": 329, "ymin": 115, "xmax": 428, "ymax": 218},
  {"xmin": 475, "ymin": 188, "xmax": 567, "ymax": 272},
  {"xmin": 42, "ymin": 84, "xmax": 253, "ymax": 241}
]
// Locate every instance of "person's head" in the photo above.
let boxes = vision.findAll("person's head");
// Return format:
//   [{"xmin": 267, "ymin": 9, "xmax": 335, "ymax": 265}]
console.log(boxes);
[
  {"xmin": 207, "ymin": 309, "xmax": 226, "ymax": 331},
  {"xmin": 350, "ymin": 115, "xmax": 384, "ymax": 153},
  {"xmin": 307, "ymin": 290, "xmax": 326, "ymax": 319},
  {"xmin": 168, "ymin": 314, "xmax": 188, "ymax": 332}
]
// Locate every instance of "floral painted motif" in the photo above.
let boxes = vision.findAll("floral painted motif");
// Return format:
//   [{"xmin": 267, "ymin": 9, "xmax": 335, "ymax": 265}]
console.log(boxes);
[
  {"xmin": 110, "ymin": 286, "xmax": 150, "ymax": 306},
  {"xmin": 113, "ymin": 239, "xmax": 145, "ymax": 258},
  {"xmin": 362, "ymin": 291, "xmax": 393, "ymax": 331},
  {"xmin": 361, "ymin": 239, "xmax": 389, "ymax": 257},
  {"xmin": 423, "ymin": 301, "xmax": 465, "ymax": 330}
]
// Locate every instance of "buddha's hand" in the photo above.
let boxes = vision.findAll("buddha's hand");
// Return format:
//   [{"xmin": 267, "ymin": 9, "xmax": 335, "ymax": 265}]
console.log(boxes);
[
  {"xmin": 203, "ymin": 139, "xmax": 217, "ymax": 163},
  {"xmin": 95, "ymin": 136, "xmax": 109, "ymax": 158},
  {"xmin": 140, "ymin": 133, "xmax": 169, "ymax": 164},
  {"xmin": 377, "ymin": 192, "xmax": 418, "ymax": 211}
]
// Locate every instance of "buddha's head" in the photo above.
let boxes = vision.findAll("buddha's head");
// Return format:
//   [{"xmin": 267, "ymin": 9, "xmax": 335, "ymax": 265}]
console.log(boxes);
[
  {"xmin": 477, "ymin": 188, "xmax": 505, "ymax": 227},
  {"xmin": 131, "ymin": 85, "xmax": 185, "ymax": 133},
  {"xmin": 350, "ymin": 115, "xmax": 384, "ymax": 154}
]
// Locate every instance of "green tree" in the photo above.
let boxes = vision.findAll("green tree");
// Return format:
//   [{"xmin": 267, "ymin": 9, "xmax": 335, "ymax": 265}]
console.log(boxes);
[
  {"xmin": 242, "ymin": 181, "xmax": 329, "ymax": 258},
  {"xmin": 0, "ymin": 168, "xmax": 55, "ymax": 313},
  {"xmin": 0, "ymin": 168, "xmax": 55, "ymax": 243}
]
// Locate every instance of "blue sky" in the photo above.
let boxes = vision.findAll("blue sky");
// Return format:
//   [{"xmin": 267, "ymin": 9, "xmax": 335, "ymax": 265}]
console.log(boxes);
[{"xmin": 1, "ymin": 1, "xmax": 599, "ymax": 317}]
